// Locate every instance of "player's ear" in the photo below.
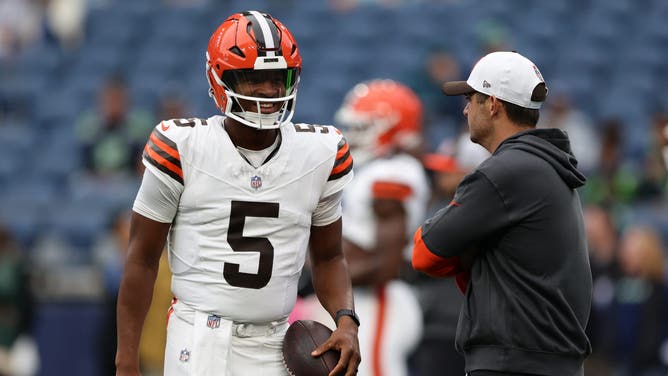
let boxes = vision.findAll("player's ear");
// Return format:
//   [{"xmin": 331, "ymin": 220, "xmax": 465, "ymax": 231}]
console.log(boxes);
[{"xmin": 488, "ymin": 96, "xmax": 498, "ymax": 116}]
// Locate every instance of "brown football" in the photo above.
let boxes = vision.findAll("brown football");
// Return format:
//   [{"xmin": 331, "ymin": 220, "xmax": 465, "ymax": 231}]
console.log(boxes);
[{"xmin": 282, "ymin": 320, "xmax": 339, "ymax": 376}]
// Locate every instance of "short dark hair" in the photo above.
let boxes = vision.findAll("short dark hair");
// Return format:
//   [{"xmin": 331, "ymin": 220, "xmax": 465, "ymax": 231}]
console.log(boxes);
[{"xmin": 475, "ymin": 92, "xmax": 540, "ymax": 126}]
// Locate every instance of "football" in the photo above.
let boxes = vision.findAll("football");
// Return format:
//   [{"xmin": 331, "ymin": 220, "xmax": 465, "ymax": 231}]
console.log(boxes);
[{"xmin": 282, "ymin": 320, "xmax": 339, "ymax": 376}]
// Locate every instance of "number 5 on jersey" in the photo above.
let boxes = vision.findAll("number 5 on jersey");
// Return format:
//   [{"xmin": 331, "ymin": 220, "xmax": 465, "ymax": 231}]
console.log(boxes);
[{"xmin": 225, "ymin": 200, "xmax": 279, "ymax": 289}]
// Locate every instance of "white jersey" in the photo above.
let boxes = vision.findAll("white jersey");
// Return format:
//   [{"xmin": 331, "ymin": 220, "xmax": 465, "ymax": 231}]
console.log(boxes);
[
  {"xmin": 133, "ymin": 116, "xmax": 353, "ymax": 322},
  {"xmin": 342, "ymin": 153, "xmax": 430, "ymax": 256}
]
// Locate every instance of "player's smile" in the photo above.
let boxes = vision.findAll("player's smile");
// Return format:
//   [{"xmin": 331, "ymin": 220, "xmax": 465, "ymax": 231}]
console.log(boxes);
[
  {"xmin": 259, "ymin": 101, "xmax": 281, "ymax": 113},
  {"xmin": 236, "ymin": 98, "xmax": 283, "ymax": 114}
]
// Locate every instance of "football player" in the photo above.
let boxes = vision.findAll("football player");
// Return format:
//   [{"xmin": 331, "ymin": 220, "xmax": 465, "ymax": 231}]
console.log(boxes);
[
  {"xmin": 301, "ymin": 80, "xmax": 430, "ymax": 376},
  {"xmin": 115, "ymin": 11, "xmax": 360, "ymax": 376}
]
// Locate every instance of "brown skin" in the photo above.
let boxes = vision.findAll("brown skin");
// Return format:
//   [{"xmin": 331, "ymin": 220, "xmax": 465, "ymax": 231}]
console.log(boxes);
[
  {"xmin": 344, "ymin": 199, "xmax": 407, "ymax": 287},
  {"xmin": 309, "ymin": 219, "xmax": 361, "ymax": 376},
  {"xmin": 116, "ymin": 72, "xmax": 361, "ymax": 375},
  {"xmin": 115, "ymin": 213, "xmax": 170, "ymax": 375}
]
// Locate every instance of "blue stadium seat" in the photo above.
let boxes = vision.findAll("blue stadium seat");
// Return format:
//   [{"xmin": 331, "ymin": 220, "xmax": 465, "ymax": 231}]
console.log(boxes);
[
  {"xmin": 0, "ymin": 127, "xmax": 43, "ymax": 216},
  {"xmin": 1, "ymin": 0, "xmax": 667, "ymax": 283},
  {"xmin": 45, "ymin": 197, "xmax": 115, "ymax": 253},
  {"xmin": 577, "ymin": 10, "xmax": 625, "ymax": 49},
  {"xmin": 33, "ymin": 94, "xmax": 80, "ymax": 132},
  {"xmin": 0, "ymin": 178, "xmax": 59, "ymax": 248},
  {"xmin": 0, "ymin": 125, "xmax": 36, "ymax": 154},
  {"xmin": 31, "ymin": 144, "xmax": 81, "ymax": 183},
  {"xmin": 0, "ymin": 150, "xmax": 23, "ymax": 189}
]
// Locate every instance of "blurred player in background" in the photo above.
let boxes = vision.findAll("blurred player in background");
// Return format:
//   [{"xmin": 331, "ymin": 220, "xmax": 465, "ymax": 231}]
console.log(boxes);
[
  {"xmin": 301, "ymin": 79, "xmax": 430, "ymax": 376},
  {"xmin": 115, "ymin": 10, "xmax": 360, "ymax": 376}
]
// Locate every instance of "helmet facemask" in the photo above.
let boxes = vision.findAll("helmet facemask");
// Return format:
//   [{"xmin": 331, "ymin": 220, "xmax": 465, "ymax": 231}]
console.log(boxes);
[
  {"xmin": 206, "ymin": 50, "xmax": 300, "ymax": 130},
  {"xmin": 335, "ymin": 107, "xmax": 397, "ymax": 167},
  {"xmin": 224, "ymin": 68, "xmax": 299, "ymax": 129},
  {"xmin": 206, "ymin": 11, "xmax": 302, "ymax": 129},
  {"xmin": 334, "ymin": 79, "xmax": 424, "ymax": 167}
]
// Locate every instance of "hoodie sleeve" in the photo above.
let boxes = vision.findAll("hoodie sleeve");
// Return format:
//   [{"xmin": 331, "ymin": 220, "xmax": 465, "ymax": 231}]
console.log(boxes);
[{"xmin": 413, "ymin": 170, "xmax": 510, "ymax": 262}]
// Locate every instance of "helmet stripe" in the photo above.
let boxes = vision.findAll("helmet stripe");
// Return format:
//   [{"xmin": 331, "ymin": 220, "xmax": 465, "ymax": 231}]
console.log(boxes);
[{"xmin": 246, "ymin": 11, "xmax": 280, "ymax": 57}]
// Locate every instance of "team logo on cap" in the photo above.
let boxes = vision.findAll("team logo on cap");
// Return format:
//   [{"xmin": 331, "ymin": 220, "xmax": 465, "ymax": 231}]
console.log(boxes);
[
  {"xmin": 532, "ymin": 65, "xmax": 544, "ymax": 81},
  {"xmin": 482, "ymin": 80, "xmax": 491, "ymax": 88}
]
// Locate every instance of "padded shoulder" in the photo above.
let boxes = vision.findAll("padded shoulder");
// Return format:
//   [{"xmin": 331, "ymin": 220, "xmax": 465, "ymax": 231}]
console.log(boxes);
[
  {"xmin": 142, "ymin": 117, "xmax": 211, "ymax": 185},
  {"xmin": 287, "ymin": 122, "xmax": 354, "ymax": 194},
  {"xmin": 157, "ymin": 117, "xmax": 210, "ymax": 142}
]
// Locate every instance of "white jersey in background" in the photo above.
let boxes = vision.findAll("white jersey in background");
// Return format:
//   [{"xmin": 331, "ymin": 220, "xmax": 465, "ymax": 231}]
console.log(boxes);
[
  {"xmin": 343, "ymin": 153, "xmax": 430, "ymax": 259},
  {"xmin": 302, "ymin": 152, "xmax": 429, "ymax": 376},
  {"xmin": 133, "ymin": 115, "xmax": 353, "ymax": 323}
]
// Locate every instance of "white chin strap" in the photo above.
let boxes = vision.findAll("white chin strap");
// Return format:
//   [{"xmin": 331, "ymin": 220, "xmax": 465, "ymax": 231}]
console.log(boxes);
[{"xmin": 230, "ymin": 110, "xmax": 283, "ymax": 129}]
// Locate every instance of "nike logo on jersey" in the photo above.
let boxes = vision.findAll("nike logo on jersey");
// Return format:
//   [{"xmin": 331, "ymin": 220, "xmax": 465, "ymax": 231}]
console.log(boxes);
[{"xmin": 161, "ymin": 121, "xmax": 170, "ymax": 131}]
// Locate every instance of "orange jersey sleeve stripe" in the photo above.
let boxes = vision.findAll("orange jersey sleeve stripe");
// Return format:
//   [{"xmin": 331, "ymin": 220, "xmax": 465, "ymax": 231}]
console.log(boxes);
[
  {"xmin": 411, "ymin": 226, "xmax": 462, "ymax": 277},
  {"xmin": 144, "ymin": 145, "xmax": 184, "ymax": 182},
  {"xmin": 331, "ymin": 154, "xmax": 353, "ymax": 175},
  {"xmin": 329, "ymin": 138, "xmax": 354, "ymax": 181},
  {"xmin": 150, "ymin": 131, "xmax": 180, "ymax": 161},
  {"xmin": 336, "ymin": 140, "xmax": 350, "ymax": 159},
  {"xmin": 372, "ymin": 181, "xmax": 413, "ymax": 201}
]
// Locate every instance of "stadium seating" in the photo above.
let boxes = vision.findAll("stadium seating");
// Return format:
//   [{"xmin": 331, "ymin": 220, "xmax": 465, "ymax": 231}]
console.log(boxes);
[
  {"xmin": 2, "ymin": 2, "xmax": 668, "ymax": 374},
  {"xmin": 2, "ymin": 0, "xmax": 668, "ymax": 252}
]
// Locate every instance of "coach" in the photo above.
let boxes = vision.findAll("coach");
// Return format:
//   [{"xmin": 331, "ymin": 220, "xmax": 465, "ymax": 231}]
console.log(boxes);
[{"xmin": 412, "ymin": 51, "xmax": 592, "ymax": 376}]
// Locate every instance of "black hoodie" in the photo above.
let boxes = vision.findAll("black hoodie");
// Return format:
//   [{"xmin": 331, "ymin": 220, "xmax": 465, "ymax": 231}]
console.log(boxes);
[{"xmin": 421, "ymin": 128, "xmax": 592, "ymax": 376}]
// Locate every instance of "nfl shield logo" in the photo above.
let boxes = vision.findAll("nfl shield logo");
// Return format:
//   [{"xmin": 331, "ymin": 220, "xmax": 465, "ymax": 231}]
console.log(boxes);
[
  {"xmin": 207, "ymin": 315, "xmax": 221, "ymax": 329},
  {"xmin": 179, "ymin": 348, "xmax": 190, "ymax": 362},
  {"xmin": 250, "ymin": 175, "xmax": 262, "ymax": 189}
]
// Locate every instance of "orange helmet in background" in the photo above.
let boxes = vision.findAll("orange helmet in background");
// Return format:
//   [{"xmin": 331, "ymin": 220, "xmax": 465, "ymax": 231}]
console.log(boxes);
[
  {"xmin": 205, "ymin": 11, "xmax": 302, "ymax": 129},
  {"xmin": 335, "ymin": 79, "xmax": 423, "ymax": 166}
]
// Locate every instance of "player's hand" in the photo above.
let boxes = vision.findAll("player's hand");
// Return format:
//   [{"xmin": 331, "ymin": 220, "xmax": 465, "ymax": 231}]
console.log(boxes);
[{"xmin": 311, "ymin": 318, "xmax": 361, "ymax": 376}]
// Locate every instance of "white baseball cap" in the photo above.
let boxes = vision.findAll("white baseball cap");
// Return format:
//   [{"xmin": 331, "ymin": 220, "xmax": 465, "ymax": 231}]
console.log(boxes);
[{"xmin": 442, "ymin": 51, "xmax": 548, "ymax": 109}]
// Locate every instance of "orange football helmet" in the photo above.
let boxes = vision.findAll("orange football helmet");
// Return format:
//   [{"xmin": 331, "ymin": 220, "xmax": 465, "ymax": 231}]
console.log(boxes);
[
  {"xmin": 335, "ymin": 79, "xmax": 423, "ymax": 166},
  {"xmin": 206, "ymin": 11, "xmax": 302, "ymax": 129}
]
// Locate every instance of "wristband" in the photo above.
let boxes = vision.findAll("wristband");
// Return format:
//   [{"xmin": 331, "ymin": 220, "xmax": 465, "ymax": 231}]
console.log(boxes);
[{"xmin": 334, "ymin": 309, "xmax": 360, "ymax": 327}]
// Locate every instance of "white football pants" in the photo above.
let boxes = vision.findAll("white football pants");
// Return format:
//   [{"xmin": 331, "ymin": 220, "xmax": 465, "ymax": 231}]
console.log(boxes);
[{"xmin": 164, "ymin": 307, "xmax": 289, "ymax": 376}]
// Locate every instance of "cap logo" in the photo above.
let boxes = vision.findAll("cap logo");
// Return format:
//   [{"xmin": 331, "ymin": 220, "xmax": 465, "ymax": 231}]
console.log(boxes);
[
  {"xmin": 532, "ymin": 65, "xmax": 544, "ymax": 81},
  {"xmin": 482, "ymin": 80, "xmax": 491, "ymax": 88}
]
